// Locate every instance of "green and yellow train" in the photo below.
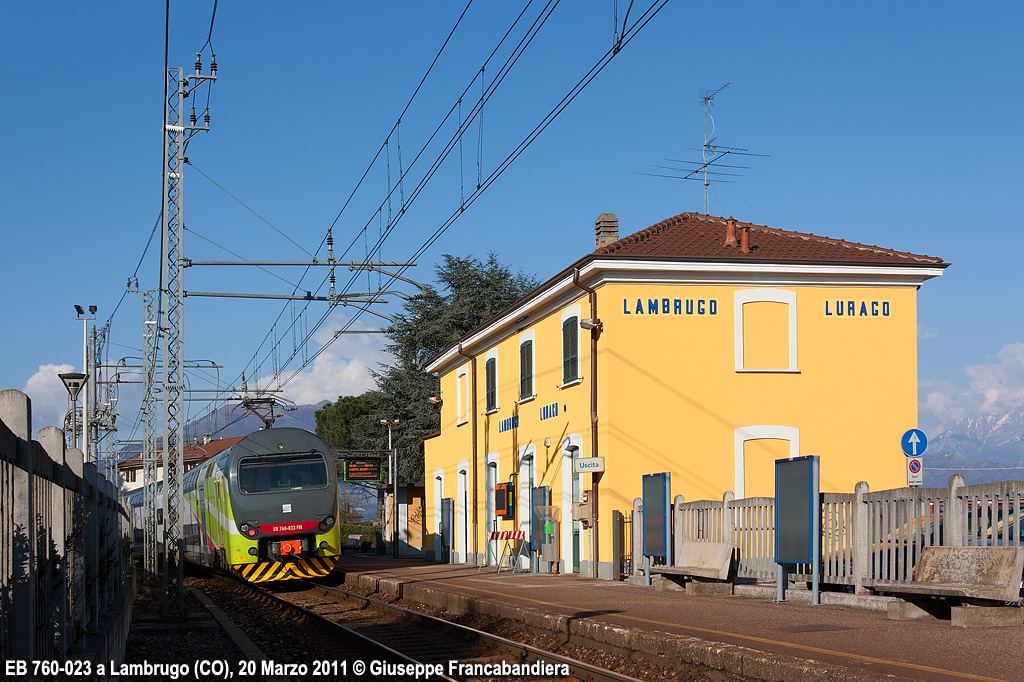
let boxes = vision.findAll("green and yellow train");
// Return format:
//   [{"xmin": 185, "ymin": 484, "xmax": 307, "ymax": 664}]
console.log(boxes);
[{"xmin": 131, "ymin": 428, "xmax": 341, "ymax": 582}]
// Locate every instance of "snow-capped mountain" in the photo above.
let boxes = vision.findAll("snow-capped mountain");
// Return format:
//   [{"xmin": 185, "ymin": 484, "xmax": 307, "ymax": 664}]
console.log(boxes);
[{"xmin": 924, "ymin": 405, "xmax": 1024, "ymax": 486}]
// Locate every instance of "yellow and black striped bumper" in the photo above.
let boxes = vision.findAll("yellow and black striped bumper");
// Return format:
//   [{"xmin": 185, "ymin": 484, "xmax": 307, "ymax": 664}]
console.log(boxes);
[{"xmin": 234, "ymin": 556, "xmax": 338, "ymax": 582}]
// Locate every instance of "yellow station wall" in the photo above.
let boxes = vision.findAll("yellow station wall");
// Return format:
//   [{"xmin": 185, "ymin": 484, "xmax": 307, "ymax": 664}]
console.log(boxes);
[{"xmin": 425, "ymin": 280, "xmax": 919, "ymax": 571}]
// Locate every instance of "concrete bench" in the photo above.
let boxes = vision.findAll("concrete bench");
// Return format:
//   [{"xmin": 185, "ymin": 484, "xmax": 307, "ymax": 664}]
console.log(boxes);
[
  {"xmin": 343, "ymin": 534, "xmax": 363, "ymax": 552},
  {"xmin": 649, "ymin": 541, "xmax": 735, "ymax": 595},
  {"xmin": 876, "ymin": 546, "xmax": 1024, "ymax": 626}
]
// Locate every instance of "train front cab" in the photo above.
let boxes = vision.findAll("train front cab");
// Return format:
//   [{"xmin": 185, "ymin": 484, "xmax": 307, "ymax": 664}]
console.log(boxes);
[{"xmin": 220, "ymin": 430, "xmax": 342, "ymax": 582}]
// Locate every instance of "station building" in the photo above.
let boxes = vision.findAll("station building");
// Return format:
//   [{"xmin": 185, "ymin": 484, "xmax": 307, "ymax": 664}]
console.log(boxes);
[{"xmin": 423, "ymin": 212, "xmax": 947, "ymax": 577}]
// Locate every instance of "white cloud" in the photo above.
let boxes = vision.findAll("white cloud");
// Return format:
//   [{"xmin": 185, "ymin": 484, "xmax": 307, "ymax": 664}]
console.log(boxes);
[
  {"xmin": 919, "ymin": 342, "xmax": 1024, "ymax": 433},
  {"xmin": 22, "ymin": 363, "xmax": 75, "ymax": 434},
  {"xmin": 917, "ymin": 325, "xmax": 940, "ymax": 339},
  {"xmin": 257, "ymin": 312, "xmax": 393, "ymax": 405}
]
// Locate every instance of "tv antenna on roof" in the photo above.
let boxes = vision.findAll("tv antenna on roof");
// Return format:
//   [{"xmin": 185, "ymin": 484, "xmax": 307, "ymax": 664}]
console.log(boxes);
[
  {"xmin": 638, "ymin": 83, "xmax": 767, "ymax": 213},
  {"xmin": 700, "ymin": 83, "xmax": 730, "ymax": 213}
]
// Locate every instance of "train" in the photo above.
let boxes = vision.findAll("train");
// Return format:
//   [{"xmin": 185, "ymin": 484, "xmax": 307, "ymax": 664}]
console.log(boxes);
[{"xmin": 127, "ymin": 427, "xmax": 342, "ymax": 582}]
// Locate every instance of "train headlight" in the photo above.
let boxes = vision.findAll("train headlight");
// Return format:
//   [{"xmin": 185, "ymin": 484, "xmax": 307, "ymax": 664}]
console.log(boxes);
[
  {"xmin": 248, "ymin": 547, "xmax": 258, "ymax": 556},
  {"xmin": 318, "ymin": 515, "xmax": 335, "ymax": 531},
  {"xmin": 239, "ymin": 523, "xmax": 258, "ymax": 537}
]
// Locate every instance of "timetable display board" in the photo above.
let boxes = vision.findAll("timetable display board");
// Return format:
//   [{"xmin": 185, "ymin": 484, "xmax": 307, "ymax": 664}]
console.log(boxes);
[
  {"xmin": 774, "ymin": 455, "xmax": 819, "ymax": 563},
  {"xmin": 642, "ymin": 472, "xmax": 671, "ymax": 558},
  {"xmin": 343, "ymin": 458, "xmax": 383, "ymax": 482}
]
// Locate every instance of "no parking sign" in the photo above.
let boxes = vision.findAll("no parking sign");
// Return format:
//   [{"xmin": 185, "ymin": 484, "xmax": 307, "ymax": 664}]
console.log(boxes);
[{"xmin": 907, "ymin": 456, "xmax": 924, "ymax": 487}]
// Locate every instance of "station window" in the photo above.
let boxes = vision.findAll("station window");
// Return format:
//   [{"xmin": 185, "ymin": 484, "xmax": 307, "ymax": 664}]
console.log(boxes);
[
  {"xmin": 456, "ymin": 365, "xmax": 469, "ymax": 425},
  {"xmin": 485, "ymin": 358, "xmax": 497, "ymax": 412},
  {"xmin": 519, "ymin": 340, "xmax": 533, "ymax": 399},
  {"xmin": 734, "ymin": 289, "xmax": 798, "ymax": 372},
  {"xmin": 562, "ymin": 317, "xmax": 579, "ymax": 384}
]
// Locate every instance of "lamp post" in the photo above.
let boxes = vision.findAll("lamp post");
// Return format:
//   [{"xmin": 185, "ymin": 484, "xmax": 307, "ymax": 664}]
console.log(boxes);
[
  {"xmin": 380, "ymin": 418, "xmax": 400, "ymax": 558},
  {"xmin": 58, "ymin": 372, "xmax": 88, "ymax": 450},
  {"xmin": 74, "ymin": 305, "xmax": 97, "ymax": 462}
]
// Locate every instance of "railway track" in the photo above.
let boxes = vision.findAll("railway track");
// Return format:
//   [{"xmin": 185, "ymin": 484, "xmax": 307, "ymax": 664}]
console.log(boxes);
[{"xmin": 246, "ymin": 578, "xmax": 648, "ymax": 682}]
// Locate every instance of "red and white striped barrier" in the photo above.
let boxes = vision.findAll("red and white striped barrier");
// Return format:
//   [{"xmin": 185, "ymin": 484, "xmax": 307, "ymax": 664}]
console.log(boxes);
[{"xmin": 487, "ymin": 530, "xmax": 526, "ymax": 541}]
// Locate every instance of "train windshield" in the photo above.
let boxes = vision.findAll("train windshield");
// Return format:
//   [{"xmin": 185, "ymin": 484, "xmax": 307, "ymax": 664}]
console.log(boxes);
[{"xmin": 238, "ymin": 452, "xmax": 329, "ymax": 493}]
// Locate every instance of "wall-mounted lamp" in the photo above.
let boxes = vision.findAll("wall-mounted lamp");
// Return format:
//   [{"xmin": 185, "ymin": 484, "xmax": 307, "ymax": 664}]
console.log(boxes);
[
  {"xmin": 544, "ymin": 437, "xmax": 551, "ymax": 448},
  {"xmin": 579, "ymin": 318, "xmax": 602, "ymax": 331},
  {"xmin": 427, "ymin": 396, "xmax": 442, "ymax": 405}
]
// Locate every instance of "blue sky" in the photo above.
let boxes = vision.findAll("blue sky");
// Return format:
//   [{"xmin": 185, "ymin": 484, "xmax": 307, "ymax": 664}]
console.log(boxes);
[{"xmin": 1, "ymin": 2, "xmax": 1022, "ymax": 444}]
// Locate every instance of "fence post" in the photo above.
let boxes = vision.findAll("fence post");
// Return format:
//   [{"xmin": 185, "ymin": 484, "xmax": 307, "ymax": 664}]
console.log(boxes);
[
  {"xmin": 1, "ymin": 389, "xmax": 36, "ymax": 662},
  {"xmin": 66, "ymin": 447, "xmax": 85, "ymax": 644},
  {"xmin": 672, "ymin": 495, "xmax": 684, "ymax": 566},
  {"xmin": 853, "ymin": 481, "xmax": 869, "ymax": 594},
  {"xmin": 723, "ymin": 491, "xmax": 735, "ymax": 545},
  {"xmin": 39, "ymin": 426, "xmax": 68, "ymax": 661},
  {"xmin": 946, "ymin": 474, "xmax": 966, "ymax": 547},
  {"xmin": 83, "ymin": 462, "xmax": 99, "ymax": 631},
  {"xmin": 631, "ymin": 498, "xmax": 643, "ymax": 578}
]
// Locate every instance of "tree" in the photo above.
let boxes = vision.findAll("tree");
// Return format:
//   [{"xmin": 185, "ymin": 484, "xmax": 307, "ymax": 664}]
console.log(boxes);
[
  {"xmin": 314, "ymin": 393, "xmax": 382, "ymax": 450},
  {"xmin": 373, "ymin": 253, "xmax": 539, "ymax": 482}
]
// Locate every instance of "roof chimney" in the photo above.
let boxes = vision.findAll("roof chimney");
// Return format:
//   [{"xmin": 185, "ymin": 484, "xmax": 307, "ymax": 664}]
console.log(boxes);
[
  {"xmin": 723, "ymin": 217, "xmax": 738, "ymax": 247},
  {"xmin": 740, "ymin": 225, "xmax": 750, "ymax": 254},
  {"xmin": 595, "ymin": 213, "xmax": 619, "ymax": 249}
]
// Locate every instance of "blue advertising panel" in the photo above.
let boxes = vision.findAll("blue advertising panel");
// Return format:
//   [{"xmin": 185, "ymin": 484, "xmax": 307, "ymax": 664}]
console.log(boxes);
[{"xmin": 642, "ymin": 472, "xmax": 671, "ymax": 558}]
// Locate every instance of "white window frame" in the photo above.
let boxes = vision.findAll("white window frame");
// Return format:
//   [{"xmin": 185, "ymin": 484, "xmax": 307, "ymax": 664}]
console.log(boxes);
[
  {"xmin": 433, "ymin": 468, "xmax": 444, "ymax": 561},
  {"xmin": 559, "ymin": 304, "xmax": 583, "ymax": 388},
  {"xmin": 734, "ymin": 289, "xmax": 799, "ymax": 372},
  {"xmin": 560, "ymin": 433, "xmax": 583, "ymax": 573},
  {"xmin": 484, "ymin": 348, "xmax": 499, "ymax": 414},
  {"xmin": 733, "ymin": 425, "xmax": 800, "ymax": 499},
  {"xmin": 456, "ymin": 460, "xmax": 469, "ymax": 564},
  {"xmin": 455, "ymin": 364, "xmax": 470, "ymax": 425},
  {"xmin": 517, "ymin": 330, "xmax": 536, "ymax": 402},
  {"xmin": 484, "ymin": 452, "xmax": 500, "ymax": 566},
  {"xmin": 517, "ymin": 444, "xmax": 536, "ymax": 570}
]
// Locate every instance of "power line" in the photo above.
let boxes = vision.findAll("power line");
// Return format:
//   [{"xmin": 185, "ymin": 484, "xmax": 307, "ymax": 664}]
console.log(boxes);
[{"xmin": 276, "ymin": 0, "xmax": 671, "ymax": 390}]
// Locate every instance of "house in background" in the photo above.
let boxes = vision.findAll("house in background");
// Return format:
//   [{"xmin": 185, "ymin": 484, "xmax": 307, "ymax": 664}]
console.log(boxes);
[{"xmin": 117, "ymin": 434, "xmax": 245, "ymax": 493}]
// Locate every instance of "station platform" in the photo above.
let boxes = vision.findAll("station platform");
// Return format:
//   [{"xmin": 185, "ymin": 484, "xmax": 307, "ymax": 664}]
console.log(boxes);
[{"xmin": 327, "ymin": 555, "xmax": 1019, "ymax": 682}]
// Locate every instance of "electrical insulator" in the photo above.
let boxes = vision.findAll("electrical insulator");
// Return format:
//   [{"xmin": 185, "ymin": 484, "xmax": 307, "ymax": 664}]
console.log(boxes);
[
  {"xmin": 195, "ymin": 53, "xmax": 202, "ymax": 73},
  {"xmin": 204, "ymin": 109, "xmax": 210, "ymax": 125},
  {"xmin": 210, "ymin": 54, "xmax": 217, "ymax": 75},
  {"xmin": 190, "ymin": 106, "xmax": 197, "ymax": 125}
]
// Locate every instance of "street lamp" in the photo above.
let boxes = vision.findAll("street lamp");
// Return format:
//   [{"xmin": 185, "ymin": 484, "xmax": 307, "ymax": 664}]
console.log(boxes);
[
  {"xmin": 58, "ymin": 372, "xmax": 88, "ymax": 450},
  {"xmin": 75, "ymin": 305, "xmax": 96, "ymax": 462},
  {"xmin": 380, "ymin": 418, "xmax": 400, "ymax": 559}
]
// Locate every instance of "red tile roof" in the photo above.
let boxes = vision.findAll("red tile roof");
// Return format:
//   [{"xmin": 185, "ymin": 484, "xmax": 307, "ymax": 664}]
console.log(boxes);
[
  {"xmin": 594, "ymin": 213, "xmax": 946, "ymax": 266},
  {"xmin": 118, "ymin": 435, "xmax": 246, "ymax": 470}
]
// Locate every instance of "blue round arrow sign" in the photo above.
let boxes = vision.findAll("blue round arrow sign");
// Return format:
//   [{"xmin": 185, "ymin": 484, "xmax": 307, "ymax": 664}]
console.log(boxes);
[{"xmin": 901, "ymin": 429, "xmax": 928, "ymax": 457}]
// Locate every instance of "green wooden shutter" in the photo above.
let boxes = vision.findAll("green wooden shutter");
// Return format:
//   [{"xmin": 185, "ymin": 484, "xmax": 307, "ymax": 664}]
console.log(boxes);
[
  {"xmin": 485, "ymin": 358, "xmax": 496, "ymax": 411},
  {"xmin": 563, "ymin": 317, "xmax": 578, "ymax": 383},
  {"xmin": 520, "ymin": 341, "xmax": 533, "ymax": 398}
]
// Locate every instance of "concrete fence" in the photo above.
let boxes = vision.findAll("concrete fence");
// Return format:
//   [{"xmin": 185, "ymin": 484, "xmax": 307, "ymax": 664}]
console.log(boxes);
[
  {"xmin": 633, "ymin": 475, "xmax": 1024, "ymax": 593},
  {"xmin": 0, "ymin": 389, "xmax": 132, "ymax": 668}
]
